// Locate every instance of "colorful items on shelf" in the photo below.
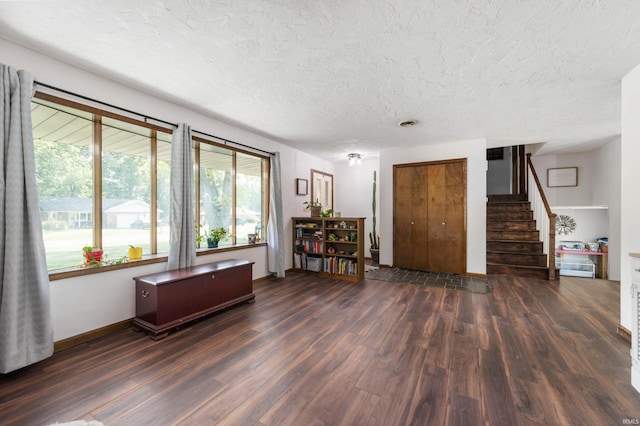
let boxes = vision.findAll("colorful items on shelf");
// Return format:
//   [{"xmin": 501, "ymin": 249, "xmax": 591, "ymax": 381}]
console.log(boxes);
[{"xmin": 292, "ymin": 217, "xmax": 365, "ymax": 281}]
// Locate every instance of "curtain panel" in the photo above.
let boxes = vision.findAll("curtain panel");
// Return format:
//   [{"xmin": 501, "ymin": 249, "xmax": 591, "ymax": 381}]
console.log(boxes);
[
  {"xmin": 0, "ymin": 64, "xmax": 53, "ymax": 373},
  {"xmin": 267, "ymin": 152, "xmax": 285, "ymax": 277},
  {"xmin": 166, "ymin": 123, "xmax": 195, "ymax": 270}
]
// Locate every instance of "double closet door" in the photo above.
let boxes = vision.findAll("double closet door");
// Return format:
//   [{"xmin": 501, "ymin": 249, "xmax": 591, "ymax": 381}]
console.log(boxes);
[{"xmin": 393, "ymin": 159, "xmax": 466, "ymax": 274}]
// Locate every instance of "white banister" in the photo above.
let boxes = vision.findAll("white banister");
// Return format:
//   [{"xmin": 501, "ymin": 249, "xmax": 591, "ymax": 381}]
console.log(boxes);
[{"xmin": 526, "ymin": 154, "xmax": 557, "ymax": 279}]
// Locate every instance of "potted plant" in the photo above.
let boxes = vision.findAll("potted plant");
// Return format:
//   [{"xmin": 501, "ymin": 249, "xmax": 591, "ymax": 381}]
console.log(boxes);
[
  {"xmin": 369, "ymin": 170, "xmax": 380, "ymax": 264},
  {"xmin": 320, "ymin": 208, "xmax": 334, "ymax": 217},
  {"xmin": 303, "ymin": 199, "xmax": 322, "ymax": 217},
  {"xmin": 128, "ymin": 245, "xmax": 143, "ymax": 260},
  {"xmin": 82, "ymin": 245, "xmax": 103, "ymax": 265},
  {"xmin": 207, "ymin": 227, "xmax": 227, "ymax": 248}
]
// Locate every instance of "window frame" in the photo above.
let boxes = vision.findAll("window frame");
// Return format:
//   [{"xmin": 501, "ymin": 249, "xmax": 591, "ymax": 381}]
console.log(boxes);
[
  {"xmin": 33, "ymin": 92, "xmax": 270, "ymax": 279},
  {"xmin": 193, "ymin": 135, "xmax": 270, "ymax": 247}
]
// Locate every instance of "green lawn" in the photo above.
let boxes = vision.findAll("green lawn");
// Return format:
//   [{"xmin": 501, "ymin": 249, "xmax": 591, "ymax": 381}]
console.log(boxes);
[
  {"xmin": 43, "ymin": 222, "xmax": 260, "ymax": 270},
  {"xmin": 43, "ymin": 228, "xmax": 169, "ymax": 270}
]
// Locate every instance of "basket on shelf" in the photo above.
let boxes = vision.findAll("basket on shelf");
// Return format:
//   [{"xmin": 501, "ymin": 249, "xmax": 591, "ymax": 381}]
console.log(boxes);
[{"xmin": 305, "ymin": 256, "xmax": 322, "ymax": 272}]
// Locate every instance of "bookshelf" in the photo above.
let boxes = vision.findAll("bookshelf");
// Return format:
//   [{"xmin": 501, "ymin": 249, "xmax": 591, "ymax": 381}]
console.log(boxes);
[{"xmin": 292, "ymin": 217, "xmax": 365, "ymax": 281}]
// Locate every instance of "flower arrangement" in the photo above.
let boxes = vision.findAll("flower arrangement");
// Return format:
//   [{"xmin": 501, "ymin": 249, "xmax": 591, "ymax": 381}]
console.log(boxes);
[
  {"xmin": 82, "ymin": 246, "xmax": 103, "ymax": 264},
  {"xmin": 81, "ymin": 245, "xmax": 128, "ymax": 267}
]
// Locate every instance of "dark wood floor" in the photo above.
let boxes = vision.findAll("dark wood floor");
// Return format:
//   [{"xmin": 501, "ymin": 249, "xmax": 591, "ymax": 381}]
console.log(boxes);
[{"xmin": 1, "ymin": 272, "xmax": 639, "ymax": 425}]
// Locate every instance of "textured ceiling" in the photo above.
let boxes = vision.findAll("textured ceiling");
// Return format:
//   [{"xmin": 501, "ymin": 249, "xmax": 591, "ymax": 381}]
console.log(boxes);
[{"xmin": 1, "ymin": 0, "xmax": 640, "ymax": 162}]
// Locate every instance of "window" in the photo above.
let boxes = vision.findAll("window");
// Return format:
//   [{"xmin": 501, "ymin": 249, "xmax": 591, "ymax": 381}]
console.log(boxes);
[
  {"xmin": 33, "ymin": 98, "xmax": 94, "ymax": 269},
  {"xmin": 198, "ymin": 141, "xmax": 233, "ymax": 245},
  {"xmin": 33, "ymin": 93, "xmax": 268, "ymax": 271},
  {"xmin": 156, "ymin": 132, "xmax": 172, "ymax": 253},
  {"xmin": 236, "ymin": 152, "xmax": 266, "ymax": 243},
  {"xmin": 195, "ymin": 137, "xmax": 269, "ymax": 246},
  {"xmin": 101, "ymin": 117, "xmax": 153, "ymax": 257}
]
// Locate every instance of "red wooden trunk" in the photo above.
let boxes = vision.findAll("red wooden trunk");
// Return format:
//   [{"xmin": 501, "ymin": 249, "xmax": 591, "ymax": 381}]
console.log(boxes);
[{"xmin": 132, "ymin": 259, "xmax": 255, "ymax": 340}]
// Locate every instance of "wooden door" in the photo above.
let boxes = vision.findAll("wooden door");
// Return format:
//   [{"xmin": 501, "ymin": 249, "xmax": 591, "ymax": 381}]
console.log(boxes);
[
  {"xmin": 393, "ymin": 159, "xmax": 466, "ymax": 274},
  {"xmin": 394, "ymin": 165, "xmax": 429, "ymax": 270}
]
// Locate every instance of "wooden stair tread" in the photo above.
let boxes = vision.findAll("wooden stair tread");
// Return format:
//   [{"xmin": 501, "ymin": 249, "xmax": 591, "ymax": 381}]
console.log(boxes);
[
  {"xmin": 486, "ymin": 250, "xmax": 546, "ymax": 255},
  {"xmin": 487, "ymin": 194, "xmax": 527, "ymax": 201},
  {"xmin": 486, "ymin": 261, "xmax": 547, "ymax": 269},
  {"xmin": 487, "ymin": 201, "xmax": 530, "ymax": 204},
  {"xmin": 486, "ymin": 194, "xmax": 553, "ymax": 279},
  {"xmin": 487, "ymin": 218, "xmax": 535, "ymax": 221},
  {"xmin": 486, "ymin": 239, "xmax": 542, "ymax": 243}
]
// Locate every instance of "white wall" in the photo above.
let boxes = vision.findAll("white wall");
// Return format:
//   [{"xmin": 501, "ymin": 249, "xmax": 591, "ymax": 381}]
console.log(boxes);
[
  {"xmin": 378, "ymin": 138, "xmax": 487, "ymax": 275},
  {"xmin": 553, "ymin": 208, "xmax": 608, "ymax": 244},
  {"xmin": 529, "ymin": 152, "xmax": 595, "ymax": 207},
  {"xmin": 621, "ymin": 63, "xmax": 640, "ymax": 331},
  {"xmin": 1, "ymin": 38, "xmax": 336, "ymax": 341},
  {"xmin": 593, "ymin": 138, "xmax": 622, "ymax": 280},
  {"xmin": 334, "ymin": 158, "xmax": 379, "ymax": 258},
  {"xmin": 282, "ymin": 149, "xmax": 335, "ymax": 271},
  {"xmin": 51, "ymin": 247, "xmax": 268, "ymax": 341},
  {"xmin": 531, "ymin": 144, "xmax": 621, "ymax": 281}
]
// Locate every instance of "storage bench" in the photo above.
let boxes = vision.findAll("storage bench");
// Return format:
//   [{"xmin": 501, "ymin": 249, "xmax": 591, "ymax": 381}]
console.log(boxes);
[{"xmin": 132, "ymin": 259, "xmax": 255, "ymax": 340}]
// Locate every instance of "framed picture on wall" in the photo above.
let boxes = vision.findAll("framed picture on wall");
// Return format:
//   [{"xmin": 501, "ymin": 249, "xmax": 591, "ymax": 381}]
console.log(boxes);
[
  {"xmin": 547, "ymin": 167, "xmax": 578, "ymax": 187},
  {"xmin": 296, "ymin": 178, "xmax": 308, "ymax": 195}
]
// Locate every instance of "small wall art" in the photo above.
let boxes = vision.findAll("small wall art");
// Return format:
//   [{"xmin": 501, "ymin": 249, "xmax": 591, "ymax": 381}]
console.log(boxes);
[
  {"xmin": 296, "ymin": 178, "xmax": 308, "ymax": 195},
  {"xmin": 547, "ymin": 167, "xmax": 578, "ymax": 187}
]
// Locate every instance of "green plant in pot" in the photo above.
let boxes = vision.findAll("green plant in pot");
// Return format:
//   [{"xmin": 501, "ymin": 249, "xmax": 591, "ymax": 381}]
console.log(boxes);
[
  {"xmin": 207, "ymin": 227, "xmax": 227, "ymax": 248},
  {"xmin": 303, "ymin": 199, "xmax": 322, "ymax": 217},
  {"xmin": 320, "ymin": 209, "xmax": 334, "ymax": 217},
  {"xmin": 369, "ymin": 170, "xmax": 380, "ymax": 264}
]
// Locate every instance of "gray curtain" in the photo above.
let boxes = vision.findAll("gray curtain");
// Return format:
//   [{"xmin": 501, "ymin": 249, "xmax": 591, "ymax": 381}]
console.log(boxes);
[
  {"xmin": 0, "ymin": 64, "xmax": 53, "ymax": 373},
  {"xmin": 167, "ymin": 123, "xmax": 195, "ymax": 270},
  {"xmin": 267, "ymin": 152, "xmax": 285, "ymax": 277}
]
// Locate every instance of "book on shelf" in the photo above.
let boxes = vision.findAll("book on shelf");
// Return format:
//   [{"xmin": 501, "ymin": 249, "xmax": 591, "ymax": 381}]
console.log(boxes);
[
  {"xmin": 296, "ymin": 228, "xmax": 322, "ymax": 239},
  {"xmin": 324, "ymin": 256, "xmax": 357, "ymax": 276},
  {"xmin": 296, "ymin": 240, "xmax": 323, "ymax": 253}
]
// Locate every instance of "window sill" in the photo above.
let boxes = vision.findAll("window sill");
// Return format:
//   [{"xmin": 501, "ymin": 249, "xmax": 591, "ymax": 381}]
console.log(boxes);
[{"xmin": 48, "ymin": 242, "xmax": 267, "ymax": 281}]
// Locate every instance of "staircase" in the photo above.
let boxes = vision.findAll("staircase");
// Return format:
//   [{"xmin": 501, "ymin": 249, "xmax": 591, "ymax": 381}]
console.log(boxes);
[{"xmin": 486, "ymin": 194, "xmax": 551, "ymax": 279}]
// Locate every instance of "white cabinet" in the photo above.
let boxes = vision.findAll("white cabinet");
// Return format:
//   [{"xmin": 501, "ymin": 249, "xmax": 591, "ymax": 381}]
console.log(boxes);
[{"xmin": 630, "ymin": 255, "xmax": 640, "ymax": 392}]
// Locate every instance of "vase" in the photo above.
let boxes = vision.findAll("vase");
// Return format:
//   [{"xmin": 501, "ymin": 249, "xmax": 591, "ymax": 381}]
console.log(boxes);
[
  {"xmin": 310, "ymin": 206, "xmax": 321, "ymax": 217},
  {"xmin": 370, "ymin": 248, "xmax": 379, "ymax": 264},
  {"xmin": 83, "ymin": 249, "xmax": 103, "ymax": 264},
  {"xmin": 128, "ymin": 246, "xmax": 142, "ymax": 260},
  {"xmin": 207, "ymin": 238, "xmax": 219, "ymax": 248}
]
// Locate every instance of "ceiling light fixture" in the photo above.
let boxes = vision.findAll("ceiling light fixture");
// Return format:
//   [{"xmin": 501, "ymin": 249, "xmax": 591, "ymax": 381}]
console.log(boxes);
[
  {"xmin": 398, "ymin": 120, "xmax": 417, "ymax": 127},
  {"xmin": 348, "ymin": 153, "xmax": 362, "ymax": 167}
]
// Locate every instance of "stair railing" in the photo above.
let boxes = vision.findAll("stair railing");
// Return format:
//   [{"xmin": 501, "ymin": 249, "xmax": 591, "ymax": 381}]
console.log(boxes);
[{"xmin": 526, "ymin": 154, "xmax": 557, "ymax": 279}]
